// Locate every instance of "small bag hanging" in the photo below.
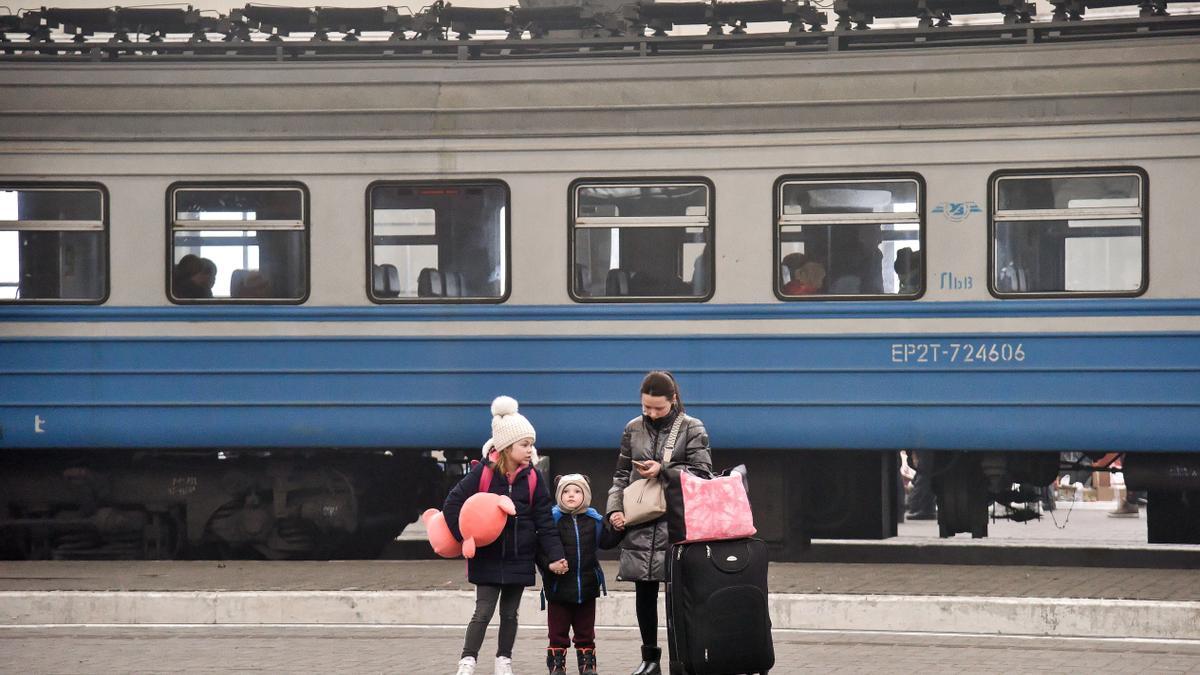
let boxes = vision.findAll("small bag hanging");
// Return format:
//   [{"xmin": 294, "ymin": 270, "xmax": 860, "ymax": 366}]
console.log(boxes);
[
  {"xmin": 666, "ymin": 464, "xmax": 756, "ymax": 544},
  {"xmin": 621, "ymin": 414, "xmax": 685, "ymax": 527}
]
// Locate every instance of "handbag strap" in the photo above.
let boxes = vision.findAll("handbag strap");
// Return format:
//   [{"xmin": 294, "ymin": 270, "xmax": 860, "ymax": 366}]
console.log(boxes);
[{"xmin": 661, "ymin": 413, "xmax": 685, "ymax": 465}]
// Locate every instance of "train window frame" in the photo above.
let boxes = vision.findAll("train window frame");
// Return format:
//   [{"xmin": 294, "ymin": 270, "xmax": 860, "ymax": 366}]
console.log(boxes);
[
  {"xmin": 772, "ymin": 173, "xmax": 926, "ymax": 302},
  {"xmin": 987, "ymin": 167, "xmax": 1148, "ymax": 299},
  {"xmin": 365, "ymin": 180, "xmax": 512, "ymax": 305},
  {"xmin": 165, "ymin": 181, "xmax": 311, "ymax": 305},
  {"xmin": 568, "ymin": 177, "xmax": 716, "ymax": 304},
  {"xmin": 0, "ymin": 182, "xmax": 110, "ymax": 305}
]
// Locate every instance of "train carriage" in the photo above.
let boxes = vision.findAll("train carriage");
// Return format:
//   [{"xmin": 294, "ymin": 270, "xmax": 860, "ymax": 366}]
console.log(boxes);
[{"xmin": 1, "ymin": 2, "xmax": 1199, "ymax": 558}]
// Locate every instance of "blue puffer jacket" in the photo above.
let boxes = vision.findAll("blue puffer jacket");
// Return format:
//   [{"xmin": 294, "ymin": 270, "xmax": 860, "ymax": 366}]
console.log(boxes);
[
  {"xmin": 537, "ymin": 506, "xmax": 623, "ymax": 606},
  {"xmin": 443, "ymin": 461, "xmax": 565, "ymax": 587}
]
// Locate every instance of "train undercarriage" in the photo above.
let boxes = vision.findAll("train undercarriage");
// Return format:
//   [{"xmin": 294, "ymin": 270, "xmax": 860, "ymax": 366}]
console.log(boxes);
[
  {"xmin": 785, "ymin": 450, "xmax": 1200, "ymax": 546},
  {"xmin": 923, "ymin": 451, "xmax": 1200, "ymax": 545},
  {"xmin": 0, "ymin": 449, "xmax": 442, "ymax": 560},
  {"xmin": 2, "ymin": 448, "xmax": 1197, "ymax": 560}
]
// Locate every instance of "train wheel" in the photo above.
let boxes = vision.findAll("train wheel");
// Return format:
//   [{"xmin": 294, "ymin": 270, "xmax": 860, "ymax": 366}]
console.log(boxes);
[
  {"xmin": 143, "ymin": 510, "xmax": 184, "ymax": 560},
  {"xmin": 1147, "ymin": 489, "xmax": 1200, "ymax": 544},
  {"xmin": 803, "ymin": 451, "xmax": 899, "ymax": 540},
  {"xmin": 934, "ymin": 453, "xmax": 989, "ymax": 539},
  {"xmin": 199, "ymin": 500, "xmax": 263, "ymax": 560}
]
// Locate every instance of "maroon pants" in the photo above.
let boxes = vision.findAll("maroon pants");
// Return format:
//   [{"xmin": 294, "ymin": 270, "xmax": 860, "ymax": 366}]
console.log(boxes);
[{"xmin": 546, "ymin": 598, "xmax": 596, "ymax": 649}]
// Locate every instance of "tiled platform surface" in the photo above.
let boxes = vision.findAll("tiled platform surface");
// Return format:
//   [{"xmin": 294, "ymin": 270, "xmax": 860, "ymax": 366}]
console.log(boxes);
[{"xmin": 1, "ymin": 557, "xmax": 1196, "ymax": 601}]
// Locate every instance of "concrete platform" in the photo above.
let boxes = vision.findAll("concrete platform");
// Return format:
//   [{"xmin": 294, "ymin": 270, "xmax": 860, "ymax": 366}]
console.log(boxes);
[
  {"xmin": 387, "ymin": 502, "xmax": 1200, "ymax": 568},
  {"xmin": 1, "ymin": 559, "xmax": 1197, "ymax": 641},
  {"xmin": 2, "ymin": 559, "xmax": 1197, "ymax": 599},
  {"xmin": 3, "ymin": 500, "xmax": 1196, "ymax": 639},
  {"xmin": 9, "ymin": 625, "xmax": 1200, "ymax": 674}
]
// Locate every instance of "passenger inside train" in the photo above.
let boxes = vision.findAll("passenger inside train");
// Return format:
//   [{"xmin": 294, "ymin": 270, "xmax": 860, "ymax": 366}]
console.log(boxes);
[
  {"xmin": 172, "ymin": 254, "xmax": 216, "ymax": 299},
  {"xmin": 781, "ymin": 252, "xmax": 827, "ymax": 295},
  {"xmin": 895, "ymin": 248, "xmax": 922, "ymax": 295}
]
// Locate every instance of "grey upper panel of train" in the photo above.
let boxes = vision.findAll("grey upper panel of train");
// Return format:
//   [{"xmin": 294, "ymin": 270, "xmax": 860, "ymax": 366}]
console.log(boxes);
[{"xmin": 2, "ymin": 20, "xmax": 1199, "ymax": 141}]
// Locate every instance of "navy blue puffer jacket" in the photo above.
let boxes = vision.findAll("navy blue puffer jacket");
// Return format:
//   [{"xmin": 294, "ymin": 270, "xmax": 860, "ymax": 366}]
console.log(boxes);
[
  {"xmin": 443, "ymin": 461, "xmax": 565, "ymax": 587},
  {"xmin": 537, "ymin": 506, "xmax": 623, "ymax": 605}
]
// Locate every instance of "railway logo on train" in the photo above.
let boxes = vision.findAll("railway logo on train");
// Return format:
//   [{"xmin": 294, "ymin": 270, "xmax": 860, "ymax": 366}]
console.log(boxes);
[{"xmin": 931, "ymin": 202, "xmax": 983, "ymax": 222}]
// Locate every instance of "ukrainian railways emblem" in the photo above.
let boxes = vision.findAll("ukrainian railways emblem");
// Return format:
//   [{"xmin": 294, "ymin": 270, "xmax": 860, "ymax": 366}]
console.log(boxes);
[{"xmin": 932, "ymin": 202, "xmax": 982, "ymax": 222}]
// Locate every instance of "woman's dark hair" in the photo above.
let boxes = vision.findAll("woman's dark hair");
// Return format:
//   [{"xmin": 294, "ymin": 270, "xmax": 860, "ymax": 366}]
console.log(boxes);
[{"xmin": 640, "ymin": 370, "xmax": 684, "ymax": 412}]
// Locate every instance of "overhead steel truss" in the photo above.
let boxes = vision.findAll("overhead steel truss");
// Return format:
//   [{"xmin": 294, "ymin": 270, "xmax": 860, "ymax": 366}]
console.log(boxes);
[{"xmin": 0, "ymin": 0, "xmax": 1196, "ymax": 61}]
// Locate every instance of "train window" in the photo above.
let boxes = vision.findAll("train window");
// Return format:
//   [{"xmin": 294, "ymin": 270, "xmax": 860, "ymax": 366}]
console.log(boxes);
[
  {"xmin": 570, "ymin": 181, "xmax": 713, "ymax": 301},
  {"xmin": 169, "ymin": 185, "xmax": 308, "ymax": 302},
  {"xmin": 368, "ymin": 182, "xmax": 508, "ymax": 302},
  {"xmin": 990, "ymin": 170, "xmax": 1145, "ymax": 296},
  {"xmin": 0, "ymin": 185, "xmax": 107, "ymax": 303},
  {"xmin": 776, "ymin": 177, "xmax": 923, "ymax": 298}
]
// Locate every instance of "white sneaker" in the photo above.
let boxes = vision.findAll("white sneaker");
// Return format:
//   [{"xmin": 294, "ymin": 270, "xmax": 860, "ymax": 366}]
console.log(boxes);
[
  {"xmin": 455, "ymin": 656, "xmax": 477, "ymax": 675},
  {"xmin": 493, "ymin": 655, "xmax": 514, "ymax": 675}
]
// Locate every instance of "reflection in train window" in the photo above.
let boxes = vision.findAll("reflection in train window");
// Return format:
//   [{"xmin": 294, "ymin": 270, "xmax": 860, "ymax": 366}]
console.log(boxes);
[
  {"xmin": 991, "ymin": 170, "xmax": 1145, "ymax": 296},
  {"xmin": 776, "ymin": 178, "xmax": 923, "ymax": 298},
  {"xmin": 570, "ymin": 181, "xmax": 713, "ymax": 301},
  {"xmin": 0, "ymin": 185, "xmax": 107, "ymax": 303},
  {"xmin": 169, "ymin": 185, "xmax": 308, "ymax": 302},
  {"xmin": 368, "ymin": 182, "xmax": 508, "ymax": 302}
]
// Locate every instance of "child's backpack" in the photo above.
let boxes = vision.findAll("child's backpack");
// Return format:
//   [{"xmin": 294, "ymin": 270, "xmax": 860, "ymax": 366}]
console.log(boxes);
[
  {"xmin": 426, "ymin": 461, "xmax": 540, "ymax": 560},
  {"xmin": 472, "ymin": 458, "xmax": 537, "ymax": 507}
]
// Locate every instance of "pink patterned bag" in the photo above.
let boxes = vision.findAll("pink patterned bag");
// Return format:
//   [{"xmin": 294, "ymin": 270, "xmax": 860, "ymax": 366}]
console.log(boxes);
[{"xmin": 665, "ymin": 466, "xmax": 756, "ymax": 544}]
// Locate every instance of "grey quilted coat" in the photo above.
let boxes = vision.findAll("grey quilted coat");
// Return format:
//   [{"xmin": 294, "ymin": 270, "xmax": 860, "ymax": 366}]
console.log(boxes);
[{"xmin": 605, "ymin": 411, "xmax": 712, "ymax": 582}]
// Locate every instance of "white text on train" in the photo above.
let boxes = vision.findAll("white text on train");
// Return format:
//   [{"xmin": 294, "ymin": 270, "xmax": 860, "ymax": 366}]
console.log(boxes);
[{"xmin": 891, "ymin": 343, "xmax": 1026, "ymax": 364}]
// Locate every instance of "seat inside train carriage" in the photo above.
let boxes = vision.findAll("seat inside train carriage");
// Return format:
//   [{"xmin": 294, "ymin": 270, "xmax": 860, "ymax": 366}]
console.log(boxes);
[
  {"xmin": 992, "ymin": 172, "xmax": 1143, "ymax": 294},
  {"xmin": 573, "ymin": 185, "xmax": 710, "ymax": 299},
  {"xmin": 778, "ymin": 181, "xmax": 922, "ymax": 296},
  {"xmin": 370, "ymin": 184, "xmax": 506, "ymax": 301}
]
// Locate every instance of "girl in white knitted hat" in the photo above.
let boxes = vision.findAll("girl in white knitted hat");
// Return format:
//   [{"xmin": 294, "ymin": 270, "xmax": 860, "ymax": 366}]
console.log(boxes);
[{"xmin": 443, "ymin": 396, "xmax": 568, "ymax": 675}]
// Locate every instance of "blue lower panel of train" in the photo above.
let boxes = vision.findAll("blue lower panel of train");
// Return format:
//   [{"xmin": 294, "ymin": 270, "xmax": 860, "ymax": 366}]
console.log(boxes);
[{"xmin": 3, "ymin": 331, "xmax": 1197, "ymax": 452}]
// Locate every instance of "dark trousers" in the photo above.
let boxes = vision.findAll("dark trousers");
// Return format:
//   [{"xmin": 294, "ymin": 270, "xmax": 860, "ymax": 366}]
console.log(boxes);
[
  {"xmin": 547, "ymin": 598, "xmax": 597, "ymax": 649},
  {"xmin": 462, "ymin": 583, "xmax": 524, "ymax": 659},
  {"xmin": 907, "ymin": 450, "xmax": 936, "ymax": 515},
  {"xmin": 635, "ymin": 580, "xmax": 660, "ymax": 647}
]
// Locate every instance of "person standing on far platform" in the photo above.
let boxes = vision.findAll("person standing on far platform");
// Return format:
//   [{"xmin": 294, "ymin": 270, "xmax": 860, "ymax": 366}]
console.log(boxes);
[
  {"xmin": 444, "ymin": 396, "xmax": 568, "ymax": 675},
  {"xmin": 906, "ymin": 450, "xmax": 937, "ymax": 520},
  {"xmin": 607, "ymin": 371, "xmax": 712, "ymax": 675}
]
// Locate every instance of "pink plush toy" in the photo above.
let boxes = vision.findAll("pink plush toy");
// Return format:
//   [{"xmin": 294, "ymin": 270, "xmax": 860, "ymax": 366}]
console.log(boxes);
[
  {"xmin": 459, "ymin": 491, "xmax": 516, "ymax": 558},
  {"xmin": 421, "ymin": 508, "xmax": 462, "ymax": 559}
]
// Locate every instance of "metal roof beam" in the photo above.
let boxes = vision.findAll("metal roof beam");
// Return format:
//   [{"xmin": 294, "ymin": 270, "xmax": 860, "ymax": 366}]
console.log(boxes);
[{"xmin": 1049, "ymin": 0, "xmax": 1169, "ymax": 22}]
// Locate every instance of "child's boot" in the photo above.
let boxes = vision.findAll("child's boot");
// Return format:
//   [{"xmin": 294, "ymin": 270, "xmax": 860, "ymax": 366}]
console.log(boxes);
[
  {"xmin": 550, "ymin": 647, "xmax": 569, "ymax": 675},
  {"xmin": 576, "ymin": 647, "xmax": 597, "ymax": 675}
]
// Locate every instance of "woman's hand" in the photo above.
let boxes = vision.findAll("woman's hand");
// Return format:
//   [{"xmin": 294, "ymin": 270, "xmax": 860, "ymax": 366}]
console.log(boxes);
[
  {"xmin": 549, "ymin": 559, "xmax": 569, "ymax": 575},
  {"xmin": 610, "ymin": 511, "xmax": 626, "ymax": 530},
  {"xmin": 634, "ymin": 459, "xmax": 661, "ymax": 480}
]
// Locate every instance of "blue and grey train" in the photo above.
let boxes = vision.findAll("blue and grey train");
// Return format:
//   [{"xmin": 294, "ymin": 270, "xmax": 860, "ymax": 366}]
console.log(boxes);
[{"xmin": 1, "ymin": 0, "xmax": 1199, "ymax": 558}]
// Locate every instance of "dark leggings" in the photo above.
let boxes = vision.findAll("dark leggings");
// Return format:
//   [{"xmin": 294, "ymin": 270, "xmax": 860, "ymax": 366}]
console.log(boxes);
[
  {"xmin": 635, "ymin": 580, "xmax": 660, "ymax": 647},
  {"xmin": 462, "ymin": 583, "xmax": 524, "ymax": 659}
]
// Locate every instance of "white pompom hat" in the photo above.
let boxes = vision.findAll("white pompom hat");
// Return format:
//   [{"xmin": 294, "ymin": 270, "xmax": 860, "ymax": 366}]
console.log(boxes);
[{"xmin": 486, "ymin": 395, "xmax": 537, "ymax": 454}]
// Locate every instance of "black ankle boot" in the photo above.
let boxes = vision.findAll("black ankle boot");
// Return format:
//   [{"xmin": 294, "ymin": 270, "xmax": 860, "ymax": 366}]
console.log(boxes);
[
  {"xmin": 576, "ymin": 647, "xmax": 597, "ymax": 675},
  {"xmin": 547, "ymin": 647, "xmax": 567, "ymax": 675},
  {"xmin": 631, "ymin": 645, "xmax": 661, "ymax": 675}
]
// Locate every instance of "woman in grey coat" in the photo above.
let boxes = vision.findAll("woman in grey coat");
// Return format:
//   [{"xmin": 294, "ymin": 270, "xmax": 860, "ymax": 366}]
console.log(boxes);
[{"xmin": 606, "ymin": 371, "xmax": 712, "ymax": 675}]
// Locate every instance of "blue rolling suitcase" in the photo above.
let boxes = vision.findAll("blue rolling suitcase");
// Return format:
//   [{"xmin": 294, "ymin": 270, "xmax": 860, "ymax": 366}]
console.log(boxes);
[{"xmin": 666, "ymin": 537, "xmax": 774, "ymax": 675}]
